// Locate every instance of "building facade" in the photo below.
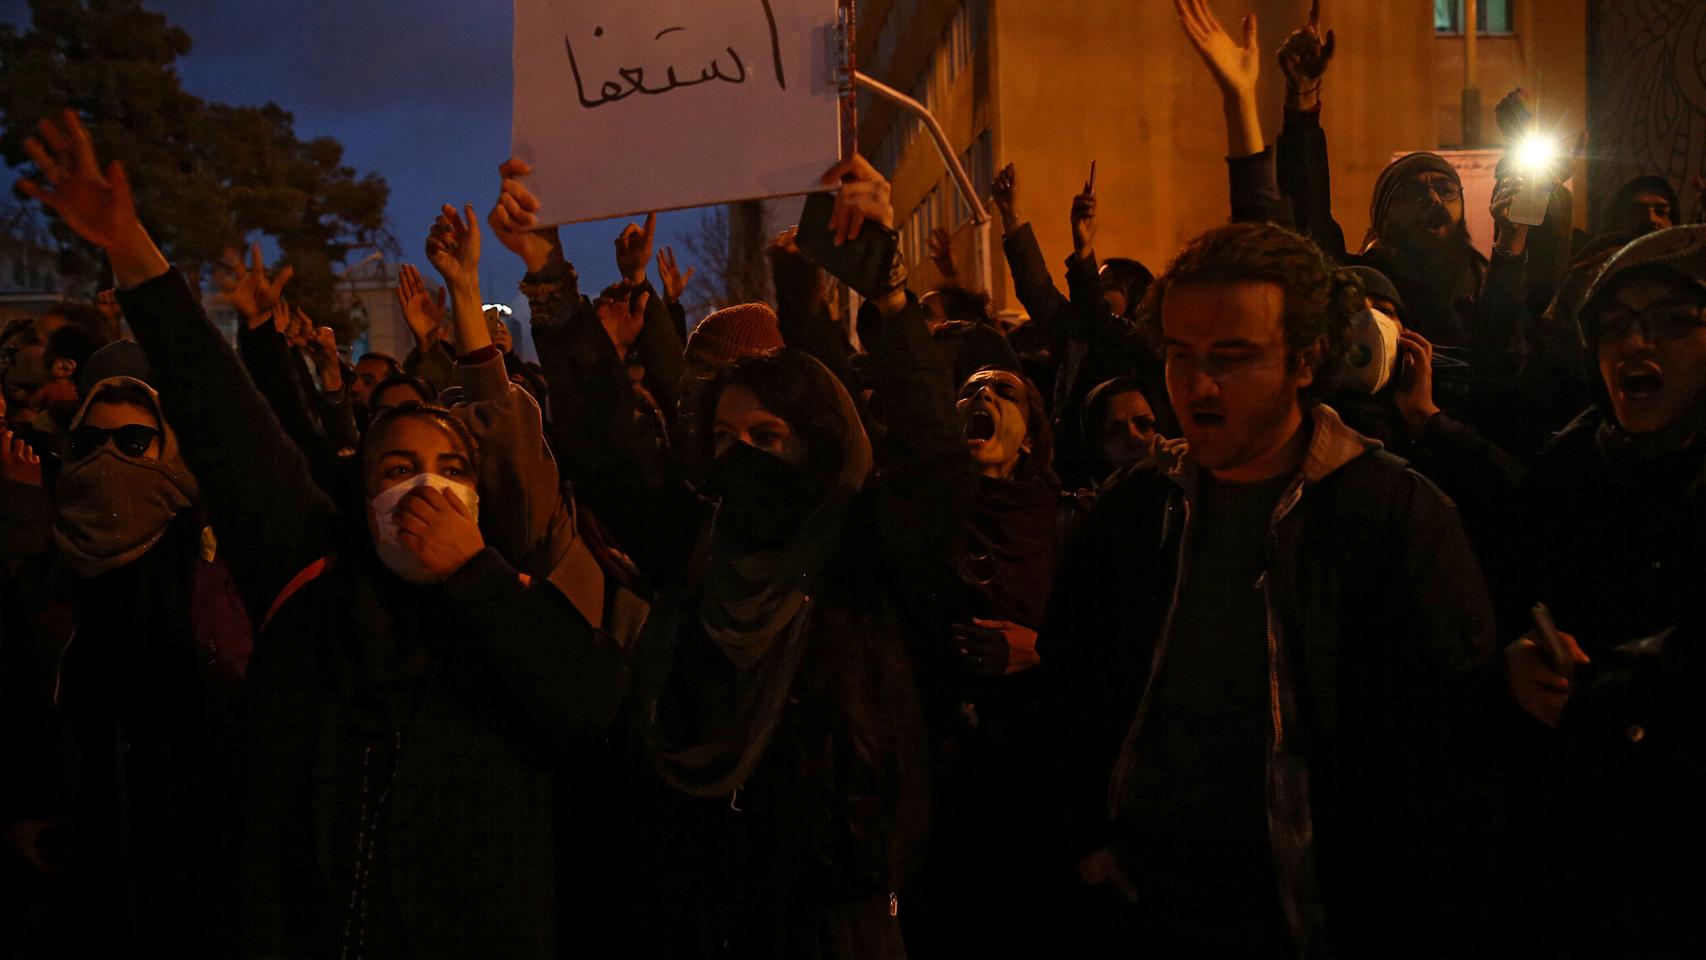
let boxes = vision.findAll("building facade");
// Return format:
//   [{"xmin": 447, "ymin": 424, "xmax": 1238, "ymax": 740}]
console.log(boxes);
[{"xmin": 856, "ymin": 0, "xmax": 1588, "ymax": 321}]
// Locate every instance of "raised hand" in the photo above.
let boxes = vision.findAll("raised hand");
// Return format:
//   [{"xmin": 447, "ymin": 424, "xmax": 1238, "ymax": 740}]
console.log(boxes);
[
  {"xmin": 820, "ymin": 154, "xmax": 894, "ymax": 245},
  {"xmin": 221, "ymin": 242, "xmax": 295, "ymax": 324},
  {"xmin": 304, "ymin": 322, "xmax": 344, "ymax": 391},
  {"xmin": 1176, "ymin": 0, "xmax": 1264, "ymax": 158},
  {"xmin": 657, "ymin": 245, "xmax": 695, "ymax": 304},
  {"xmin": 1070, "ymin": 176, "xmax": 1097, "ymax": 261},
  {"xmin": 426, "ymin": 203, "xmax": 482, "ymax": 292},
  {"xmin": 95, "ymin": 288, "xmax": 122, "ymax": 327},
  {"xmin": 767, "ymin": 225, "xmax": 804, "ymax": 260},
  {"xmin": 818, "ymin": 154, "xmax": 902, "ymax": 312},
  {"xmin": 488, "ymin": 158, "xmax": 565, "ymax": 274},
  {"xmin": 395, "ymin": 263, "xmax": 446, "ymax": 347},
  {"xmin": 990, "ymin": 162, "xmax": 1020, "ymax": 233},
  {"xmin": 0, "ymin": 428, "xmax": 43, "ymax": 487},
  {"xmin": 594, "ymin": 281, "xmax": 649, "ymax": 356},
  {"xmin": 614, "ymin": 212, "xmax": 657, "ymax": 284},
  {"xmin": 1276, "ymin": 0, "xmax": 1335, "ymax": 110},
  {"xmin": 928, "ymin": 226, "xmax": 959, "ymax": 280},
  {"xmin": 16, "ymin": 109, "xmax": 164, "ymax": 286},
  {"xmin": 1177, "ymin": 0, "xmax": 1260, "ymax": 98},
  {"xmin": 392, "ymin": 485, "xmax": 485, "ymax": 581},
  {"xmin": 281, "ymin": 301, "xmax": 311, "ymax": 350},
  {"xmin": 1494, "ymin": 86, "xmax": 1535, "ymax": 141}
]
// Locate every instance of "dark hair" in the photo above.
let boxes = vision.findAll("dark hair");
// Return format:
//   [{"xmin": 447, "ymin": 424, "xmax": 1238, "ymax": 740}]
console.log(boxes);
[
  {"xmin": 358, "ymin": 403, "xmax": 481, "ymax": 478},
  {"xmin": 931, "ymin": 319, "xmax": 1020, "ymax": 389},
  {"xmin": 702, "ymin": 350, "xmax": 854, "ymax": 490},
  {"xmin": 45, "ymin": 324, "xmax": 103, "ymax": 372},
  {"xmin": 356, "ymin": 352, "xmax": 404, "ymax": 376},
  {"xmin": 1081, "ymin": 375, "xmax": 1174, "ymax": 448},
  {"xmin": 929, "ymin": 284, "xmax": 996, "ymax": 326},
  {"xmin": 1139, "ymin": 222, "xmax": 1345, "ymax": 402},
  {"xmin": 43, "ymin": 300, "xmax": 119, "ymax": 346},
  {"xmin": 1099, "ymin": 257, "xmax": 1155, "ymax": 319},
  {"xmin": 369, "ymin": 374, "xmax": 437, "ymax": 411},
  {"xmin": 960, "ymin": 365, "xmax": 1055, "ymax": 482}
]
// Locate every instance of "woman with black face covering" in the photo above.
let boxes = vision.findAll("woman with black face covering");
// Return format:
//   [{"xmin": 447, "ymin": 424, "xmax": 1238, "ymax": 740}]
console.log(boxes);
[
  {"xmin": 33, "ymin": 366, "xmax": 251, "ymax": 958},
  {"xmin": 506, "ymin": 155, "xmax": 960, "ymax": 958},
  {"xmin": 19, "ymin": 111, "xmax": 626, "ymax": 959}
]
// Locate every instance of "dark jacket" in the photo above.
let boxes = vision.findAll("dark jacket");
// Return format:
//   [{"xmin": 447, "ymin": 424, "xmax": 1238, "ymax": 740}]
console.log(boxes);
[
  {"xmin": 1043, "ymin": 405, "xmax": 1501, "ymax": 958},
  {"xmin": 117, "ymin": 269, "xmax": 627, "ymax": 960},
  {"xmin": 1515, "ymin": 409, "xmax": 1706, "ymax": 659}
]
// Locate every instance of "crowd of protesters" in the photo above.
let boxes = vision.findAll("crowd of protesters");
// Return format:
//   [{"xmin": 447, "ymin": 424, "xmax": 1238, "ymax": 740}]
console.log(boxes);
[{"xmin": 3, "ymin": 1, "xmax": 1706, "ymax": 957}]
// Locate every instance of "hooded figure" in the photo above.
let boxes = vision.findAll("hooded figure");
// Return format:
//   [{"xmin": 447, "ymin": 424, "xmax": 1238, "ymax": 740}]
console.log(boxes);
[
  {"xmin": 54, "ymin": 376, "xmax": 199, "ymax": 576},
  {"xmin": 1597, "ymin": 174, "xmax": 1679, "ymax": 239},
  {"xmin": 629, "ymin": 348, "xmax": 932, "ymax": 960},
  {"xmin": 49, "ymin": 372, "xmax": 253, "ymax": 957}
]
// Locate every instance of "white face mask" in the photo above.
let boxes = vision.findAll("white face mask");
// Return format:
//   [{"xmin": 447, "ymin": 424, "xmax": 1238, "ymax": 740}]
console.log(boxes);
[
  {"xmin": 367, "ymin": 472, "xmax": 481, "ymax": 583},
  {"xmin": 1340, "ymin": 307, "xmax": 1402, "ymax": 395}
]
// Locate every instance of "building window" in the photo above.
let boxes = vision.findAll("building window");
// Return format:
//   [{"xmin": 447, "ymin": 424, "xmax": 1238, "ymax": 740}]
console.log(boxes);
[
  {"xmin": 945, "ymin": 3, "xmax": 972, "ymax": 84},
  {"xmin": 952, "ymin": 128, "xmax": 993, "ymax": 227},
  {"xmin": 1435, "ymin": 0, "xmax": 1513, "ymax": 35},
  {"xmin": 902, "ymin": 186, "xmax": 941, "ymax": 270}
]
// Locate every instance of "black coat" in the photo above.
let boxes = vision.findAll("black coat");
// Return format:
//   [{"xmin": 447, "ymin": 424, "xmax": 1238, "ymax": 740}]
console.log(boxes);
[
  {"xmin": 1042, "ymin": 407, "xmax": 1502, "ymax": 958},
  {"xmin": 118, "ymin": 269, "xmax": 626, "ymax": 960}
]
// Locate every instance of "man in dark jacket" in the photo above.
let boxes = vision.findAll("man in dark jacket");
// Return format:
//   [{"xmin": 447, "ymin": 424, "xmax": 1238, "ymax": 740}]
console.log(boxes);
[
  {"xmin": 1505, "ymin": 223, "xmax": 1706, "ymax": 957},
  {"xmin": 1045, "ymin": 220, "xmax": 1500, "ymax": 958},
  {"xmin": 1267, "ymin": 6, "xmax": 1485, "ymax": 349}
]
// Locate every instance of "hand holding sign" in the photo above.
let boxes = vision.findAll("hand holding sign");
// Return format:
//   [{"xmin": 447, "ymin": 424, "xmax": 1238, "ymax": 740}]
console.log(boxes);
[
  {"xmin": 488, "ymin": 158, "xmax": 566, "ymax": 275},
  {"xmin": 513, "ymin": 1, "xmax": 840, "ymax": 226}
]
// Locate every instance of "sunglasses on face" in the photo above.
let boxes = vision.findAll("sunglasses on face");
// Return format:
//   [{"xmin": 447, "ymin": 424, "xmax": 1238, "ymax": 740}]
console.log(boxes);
[
  {"xmin": 1595, "ymin": 299, "xmax": 1706, "ymax": 344},
  {"xmin": 1393, "ymin": 179, "xmax": 1462, "ymax": 205},
  {"xmin": 67, "ymin": 423, "xmax": 161, "ymax": 460}
]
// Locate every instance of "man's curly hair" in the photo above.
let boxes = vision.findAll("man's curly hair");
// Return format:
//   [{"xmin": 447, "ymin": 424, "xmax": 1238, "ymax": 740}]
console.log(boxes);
[{"xmin": 1138, "ymin": 222, "xmax": 1348, "ymax": 403}]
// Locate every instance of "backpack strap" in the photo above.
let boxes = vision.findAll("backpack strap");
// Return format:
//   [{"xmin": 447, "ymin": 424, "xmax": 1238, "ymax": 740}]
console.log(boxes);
[{"xmin": 259, "ymin": 555, "xmax": 336, "ymax": 633}]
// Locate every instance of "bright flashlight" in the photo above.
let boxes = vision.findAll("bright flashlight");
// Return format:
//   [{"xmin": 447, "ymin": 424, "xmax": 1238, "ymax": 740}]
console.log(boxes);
[{"xmin": 1514, "ymin": 133, "xmax": 1560, "ymax": 173}]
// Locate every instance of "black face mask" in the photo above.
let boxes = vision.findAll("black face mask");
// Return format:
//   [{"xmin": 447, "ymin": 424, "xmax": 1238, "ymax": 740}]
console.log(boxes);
[{"xmin": 703, "ymin": 441, "xmax": 825, "ymax": 549}]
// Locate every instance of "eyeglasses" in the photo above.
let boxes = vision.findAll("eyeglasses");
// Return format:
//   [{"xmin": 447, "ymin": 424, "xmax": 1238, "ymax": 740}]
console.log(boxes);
[
  {"xmin": 1392, "ymin": 179, "xmax": 1462, "ymax": 205},
  {"xmin": 67, "ymin": 423, "xmax": 161, "ymax": 461},
  {"xmin": 1594, "ymin": 299, "xmax": 1706, "ymax": 344}
]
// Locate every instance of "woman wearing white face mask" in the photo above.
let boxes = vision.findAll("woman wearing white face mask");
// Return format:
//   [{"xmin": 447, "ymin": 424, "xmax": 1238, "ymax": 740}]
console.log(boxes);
[{"xmin": 19, "ymin": 110, "xmax": 626, "ymax": 960}]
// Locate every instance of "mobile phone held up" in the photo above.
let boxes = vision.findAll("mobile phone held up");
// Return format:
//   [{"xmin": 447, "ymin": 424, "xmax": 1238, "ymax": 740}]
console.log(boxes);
[{"xmin": 794, "ymin": 190, "xmax": 899, "ymax": 300}]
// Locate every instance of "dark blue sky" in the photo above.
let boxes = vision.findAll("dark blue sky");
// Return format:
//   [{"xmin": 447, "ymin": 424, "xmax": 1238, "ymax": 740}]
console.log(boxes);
[{"xmin": 2, "ymin": 0, "xmax": 708, "ymax": 327}]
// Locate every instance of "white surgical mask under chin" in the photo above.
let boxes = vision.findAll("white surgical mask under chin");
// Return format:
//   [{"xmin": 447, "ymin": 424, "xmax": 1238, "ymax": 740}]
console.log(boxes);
[
  {"xmin": 367, "ymin": 472, "xmax": 481, "ymax": 584},
  {"xmin": 1339, "ymin": 307, "xmax": 1402, "ymax": 395}
]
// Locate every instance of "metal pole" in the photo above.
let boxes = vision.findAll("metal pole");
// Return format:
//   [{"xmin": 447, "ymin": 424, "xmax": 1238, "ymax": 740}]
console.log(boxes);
[
  {"xmin": 1462, "ymin": 0, "xmax": 1481, "ymax": 146},
  {"xmin": 852, "ymin": 68, "xmax": 993, "ymax": 291}
]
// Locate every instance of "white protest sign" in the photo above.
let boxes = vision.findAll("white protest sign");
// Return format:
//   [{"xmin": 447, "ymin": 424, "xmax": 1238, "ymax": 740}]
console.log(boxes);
[{"xmin": 513, "ymin": 0, "xmax": 842, "ymax": 226}]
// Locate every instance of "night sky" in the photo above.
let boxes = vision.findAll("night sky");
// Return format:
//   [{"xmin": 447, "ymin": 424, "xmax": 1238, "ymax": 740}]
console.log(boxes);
[{"xmin": 1, "ymin": 0, "xmax": 709, "ymax": 331}]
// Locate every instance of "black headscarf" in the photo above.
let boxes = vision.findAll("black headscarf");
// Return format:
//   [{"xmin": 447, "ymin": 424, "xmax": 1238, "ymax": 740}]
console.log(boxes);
[{"xmin": 637, "ymin": 351, "xmax": 872, "ymax": 797}]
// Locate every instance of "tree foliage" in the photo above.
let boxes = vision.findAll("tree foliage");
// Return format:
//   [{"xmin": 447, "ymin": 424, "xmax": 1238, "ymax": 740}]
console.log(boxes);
[{"xmin": 0, "ymin": 0, "xmax": 391, "ymax": 339}]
